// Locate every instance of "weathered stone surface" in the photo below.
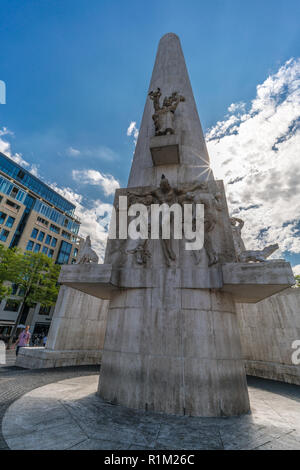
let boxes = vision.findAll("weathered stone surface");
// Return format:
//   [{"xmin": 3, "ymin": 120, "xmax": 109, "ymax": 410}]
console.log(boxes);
[
  {"xmin": 4, "ymin": 375, "xmax": 300, "ymax": 450},
  {"xmin": 237, "ymin": 288, "xmax": 300, "ymax": 385},
  {"xmin": 150, "ymin": 134, "xmax": 180, "ymax": 165},
  {"xmin": 15, "ymin": 347, "xmax": 102, "ymax": 369},
  {"xmin": 16, "ymin": 286, "xmax": 109, "ymax": 369},
  {"xmin": 128, "ymin": 33, "xmax": 212, "ymax": 187},
  {"xmin": 222, "ymin": 261, "xmax": 294, "ymax": 303},
  {"xmin": 59, "ymin": 264, "xmax": 116, "ymax": 299}
]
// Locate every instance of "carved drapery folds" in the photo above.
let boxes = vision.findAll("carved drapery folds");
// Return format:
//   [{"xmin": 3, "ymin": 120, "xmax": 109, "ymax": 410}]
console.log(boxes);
[{"xmin": 106, "ymin": 175, "xmax": 224, "ymax": 268}]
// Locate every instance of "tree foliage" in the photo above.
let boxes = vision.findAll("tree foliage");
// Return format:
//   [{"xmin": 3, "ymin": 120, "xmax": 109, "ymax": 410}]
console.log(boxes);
[
  {"xmin": 295, "ymin": 275, "xmax": 300, "ymax": 287},
  {"xmin": 0, "ymin": 244, "xmax": 17, "ymax": 299},
  {"xmin": 0, "ymin": 244, "xmax": 62, "ymax": 345}
]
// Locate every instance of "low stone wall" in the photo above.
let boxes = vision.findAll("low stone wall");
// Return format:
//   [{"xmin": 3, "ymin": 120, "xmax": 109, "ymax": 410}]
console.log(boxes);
[
  {"xmin": 16, "ymin": 286, "xmax": 109, "ymax": 369},
  {"xmin": 237, "ymin": 288, "xmax": 300, "ymax": 385}
]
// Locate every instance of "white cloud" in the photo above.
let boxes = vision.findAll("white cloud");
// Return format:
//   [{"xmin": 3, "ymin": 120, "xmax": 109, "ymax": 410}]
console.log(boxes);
[
  {"xmin": 206, "ymin": 58, "xmax": 300, "ymax": 259},
  {"xmin": 66, "ymin": 146, "xmax": 81, "ymax": 157},
  {"xmin": 0, "ymin": 127, "xmax": 39, "ymax": 172},
  {"xmin": 72, "ymin": 169, "xmax": 120, "ymax": 196},
  {"xmin": 66, "ymin": 145, "xmax": 117, "ymax": 161},
  {"xmin": 228, "ymin": 102, "xmax": 246, "ymax": 114},
  {"xmin": 127, "ymin": 121, "xmax": 139, "ymax": 145},
  {"xmin": 293, "ymin": 265, "xmax": 300, "ymax": 276},
  {"xmin": 50, "ymin": 183, "xmax": 112, "ymax": 261}
]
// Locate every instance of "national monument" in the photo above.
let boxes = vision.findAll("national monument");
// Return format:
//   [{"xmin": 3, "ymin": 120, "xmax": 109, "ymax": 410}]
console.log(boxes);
[{"xmin": 19, "ymin": 33, "xmax": 295, "ymax": 416}]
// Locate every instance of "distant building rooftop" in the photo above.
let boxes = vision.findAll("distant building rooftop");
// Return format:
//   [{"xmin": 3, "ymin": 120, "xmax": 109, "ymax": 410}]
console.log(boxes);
[{"xmin": 0, "ymin": 152, "xmax": 76, "ymax": 217}]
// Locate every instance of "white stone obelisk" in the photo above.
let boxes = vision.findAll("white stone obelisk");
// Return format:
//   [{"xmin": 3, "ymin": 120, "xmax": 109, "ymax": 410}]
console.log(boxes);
[{"xmin": 98, "ymin": 33, "xmax": 250, "ymax": 416}]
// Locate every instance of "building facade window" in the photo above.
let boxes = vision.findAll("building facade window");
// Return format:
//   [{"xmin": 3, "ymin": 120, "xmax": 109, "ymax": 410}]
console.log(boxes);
[
  {"xmin": 4, "ymin": 300, "xmax": 20, "ymax": 312},
  {"xmin": 50, "ymin": 224, "xmax": 60, "ymax": 234},
  {"xmin": 39, "ymin": 305, "xmax": 51, "ymax": 315},
  {"xmin": 62, "ymin": 230, "xmax": 71, "ymax": 240},
  {"xmin": 42, "ymin": 246, "xmax": 48, "ymax": 255},
  {"xmin": 26, "ymin": 240, "xmax": 34, "ymax": 251},
  {"xmin": 73, "ymin": 247, "xmax": 78, "ymax": 258},
  {"xmin": 0, "ymin": 211, "xmax": 7, "ymax": 224},
  {"xmin": 51, "ymin": 237, "xmax": 57, "ymax": 247},
  {"xmin": 31, "ymin": 228, "xmax": 38, "ymax": 239},
  {"xmin": 34, "ymin": 243, "xmax": 41, "ymax": 253},
  {"xmin": 37, "ymin": 231, "xmax": 45, "ymax": 242},
  {"xmin": 37, "ymin": 216, "xmax": 48, "ymax": 226},
  {"xmin": 48, "ymin": 249, "xmax": 54, "ymax": 258},
  {"xmin": 0, "ymin": 153, "xmax": 75, "ymax": 216},
  {"xmin": 45, "ymin": 234, "xmax": 52, "ymax": 245},
  {"xmin": 56, "ymin": 241, "xmax": 72, "ymax": 264},
  {"xmin": 0, "ymin": 229, "xmax": 9, "ymax": 241},
  {"xmin": 5, "ymin": 199, "xmax": 20, "ymax": 211},
  {"xmin": 5, "ymin": 216, "xmax": 15, "ymax": 228}
]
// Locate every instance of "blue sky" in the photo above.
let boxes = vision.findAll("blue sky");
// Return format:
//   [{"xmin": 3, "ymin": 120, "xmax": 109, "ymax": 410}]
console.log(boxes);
[{"xmin": 0, "ymin": 0, "xmax": 300, "ymax": 267}]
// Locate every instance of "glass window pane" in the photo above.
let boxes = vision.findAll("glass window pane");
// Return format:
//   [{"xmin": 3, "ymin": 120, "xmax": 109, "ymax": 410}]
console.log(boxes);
[
  {"xmin": 45, "ymin": 234, "xmax": 52, "ymax": 245},
  {"xmin": 0, "ymin": 212, "xmax": 7, "ymax": 224},
  {"xmin": 0, "ymin": 229, "xmax": 9, "ymax": 241},
  {"xmin": 5, "ymin": 216, "xmax": 15, "ymax": 228},
  {"xmin": 34, "ymin": 243, "xmax": 41, "ymax": 253},
  {"xmin": 38, "ymin": 231, "xmax": 45, "ymax": 242},
  {"xmin": 26, "ymin": 240, "xmax": 34, "ymax": 251},
  {"xmin": 31, "ymin": 228, "xmax": 38, "ymax": 239}
]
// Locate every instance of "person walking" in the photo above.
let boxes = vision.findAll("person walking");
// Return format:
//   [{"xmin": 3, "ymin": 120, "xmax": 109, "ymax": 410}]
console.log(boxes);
[{"xmin": 15, "ymin": 326, "xmax": 31, "ymax": 356}]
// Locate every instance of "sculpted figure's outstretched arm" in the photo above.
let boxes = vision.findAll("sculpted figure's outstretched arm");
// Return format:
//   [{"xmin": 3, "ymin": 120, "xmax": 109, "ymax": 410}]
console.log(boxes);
[{"xmin": 149, "ymin": 88, "xmax": 162, "ymax": 112}]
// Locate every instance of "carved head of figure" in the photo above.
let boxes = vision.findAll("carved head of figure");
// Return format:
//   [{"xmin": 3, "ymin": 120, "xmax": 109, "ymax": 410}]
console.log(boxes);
[
  {"xmin": 162, "ymin": 96, "xmax": 173, "ymax": 108},
  {"xmin": 144, "ymin": 195, "xmax": 154, "ymax": 206},
  {"xmin": 160, "ymin": 174, "xmax": 171, "ymax": 192},
  {"xmin": 230, "ymin": 217, "xmax": 237, "ymax": 226}
]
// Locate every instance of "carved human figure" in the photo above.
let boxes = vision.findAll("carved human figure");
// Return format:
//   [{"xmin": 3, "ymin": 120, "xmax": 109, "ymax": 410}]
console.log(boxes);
[
  {"xmin": 149, "ymin": 88, "xmax": 185, "ymax": 136},
  {"xmin": 128, "ymin": 175, "xmax": 179, "ymax": 266},
  {"xmin": 230, "ymin": 217, "xmax": 279, "ymax": 262},
  {"xmin": 126, "ymin": 194, "xmax": 153, "ymax": 265},
  {"xmin": 77, "ymin": 235, "xmax": 99, "ymax": 264},
  {"xmin": 239, "ymin": 244, "xmax": 279, "ymax": 263},
  {"xmin": 189, "ymin": 193, "xmax": 218, "ymax": 267},
  {"xmin": 230, "ymin": 217, "xmax": 246, "ymax": 260}
]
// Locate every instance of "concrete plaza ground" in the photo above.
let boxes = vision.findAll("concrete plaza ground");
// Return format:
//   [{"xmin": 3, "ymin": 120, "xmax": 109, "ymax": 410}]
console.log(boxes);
[{"xmin": 1, "ymin": 354, "xmax": 300, "ymax": 450}]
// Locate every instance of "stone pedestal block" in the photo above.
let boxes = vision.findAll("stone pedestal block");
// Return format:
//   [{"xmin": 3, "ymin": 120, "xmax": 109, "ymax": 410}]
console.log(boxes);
[
  {"xmin": 150, "ymin": 134, "xmax": 180, "ymax": 165},
  {"xmin": 98, "ymin": 284, "xmax": 250, "ymax": 417}
]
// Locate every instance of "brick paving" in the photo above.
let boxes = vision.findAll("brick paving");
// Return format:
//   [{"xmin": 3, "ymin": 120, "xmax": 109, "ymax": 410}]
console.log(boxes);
[
  {"xmin": 1, "ymin": 361, "xmax": 300, "ymax": 450},
  {"xmin": 0, "ymin": 362, "xmax": 100, "ymax": 450}
]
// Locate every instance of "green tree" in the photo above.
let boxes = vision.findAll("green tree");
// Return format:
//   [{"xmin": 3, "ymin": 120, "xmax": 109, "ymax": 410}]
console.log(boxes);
[
  {"xmin": 7, "ymin": 251, "xmax": 61, "ymax": 348},
  {"xmin": 0, "ymin": 244, "xmax": 18, "ymax": 299},
  {"xmin": 295, "ymin": 275, "xmax": 300, "ymax": 287}
]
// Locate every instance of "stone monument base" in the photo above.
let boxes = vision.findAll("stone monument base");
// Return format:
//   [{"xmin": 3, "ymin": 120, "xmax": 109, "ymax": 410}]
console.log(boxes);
[
  {"xmin": 245, "ymin": 360, "xmax": 300, "ymax": 386},
  {"xmin": 16, "ymin": 347, "xmax": 102, "ymax": 369}
]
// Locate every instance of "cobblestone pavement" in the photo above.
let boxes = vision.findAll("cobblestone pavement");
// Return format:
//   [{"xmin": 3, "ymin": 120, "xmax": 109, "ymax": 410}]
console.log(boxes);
[
  {"xmin": 0, "ymin": 363, "xmax": 100, "ymax": 450},
  {"xmin": 1, "ymin": 364, "xmax": 300, "ymax": 450}
]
